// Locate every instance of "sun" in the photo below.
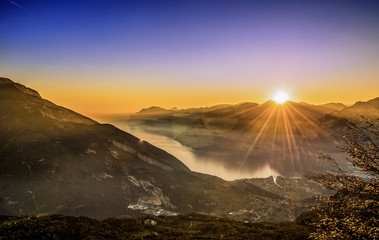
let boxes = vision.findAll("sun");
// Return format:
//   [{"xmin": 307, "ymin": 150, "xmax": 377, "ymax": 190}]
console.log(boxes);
[{"xmin": 273, "ymin": 91, "xmax": 290, "ymax": 104}]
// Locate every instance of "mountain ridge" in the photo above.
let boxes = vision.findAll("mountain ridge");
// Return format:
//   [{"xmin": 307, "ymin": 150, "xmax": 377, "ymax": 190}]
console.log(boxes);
[
  {"xmin": 125, "ymin": 96, "xmax": 378, "ymax": 177},
  {"xmin": 0, "ymin": 77, "xmax": 97, "ymax": 125},
  {"xmin": 334, "ymin": 97, "xmax": 379, "ymax": 122},
  {"xmin": 134, "ymin": 100, "xmax": 350, "ymax": 117}
]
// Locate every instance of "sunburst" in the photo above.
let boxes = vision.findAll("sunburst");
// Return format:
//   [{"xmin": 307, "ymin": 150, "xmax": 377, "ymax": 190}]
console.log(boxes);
[
  {"xmin": 240, "ymin": 94, "xmax": 329, "ymax": 175},
  {"xmin": 273, "ymin": 91, "xmax": 290, "ymax": 104}
]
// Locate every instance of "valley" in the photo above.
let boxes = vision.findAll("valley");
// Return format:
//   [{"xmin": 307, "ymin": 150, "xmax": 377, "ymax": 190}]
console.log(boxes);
[
  {"xmin": 101, "ymin": 121, "xmax": 280, "ymax": 180},
  {"xmin": 0, "ymin": 78, "xmax": 334, "ymax": 223},
  {"xmin": 105, "ymin": 99, "xmax": 379, "ymax": 178}
]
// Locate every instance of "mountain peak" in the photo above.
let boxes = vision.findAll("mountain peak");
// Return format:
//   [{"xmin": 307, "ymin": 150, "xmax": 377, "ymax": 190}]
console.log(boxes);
[
  {"xmin": 333, "ymin": 96, "xmax": 379, "ymax": 122},
  {"xmin": 0, "ymin": 77, "xmax": 41, "ymax": 99},
  {"xmin": 350, "ymin": 96, "xmax": 379, "ymax": 108},
  {"xmin": 261, "ymin": 99, "xmax": 277, "ymax": 106},
  {"xmin": 0, "ymin": 77, "xmax": 13, "ymax": 84},
  {"xmin": 367, "ymin": 97, "xmax": 379, "ymax": 104},
  {"xmin": 137, "ymin": 106, "xmax": 170, "ymax": 114},
  {"xmin": 0, "ymin": 77, "xmax": 96, "ymax": 125}
]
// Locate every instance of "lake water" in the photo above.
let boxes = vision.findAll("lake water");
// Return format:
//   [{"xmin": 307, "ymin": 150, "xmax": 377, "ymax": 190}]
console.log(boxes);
[{"xmin": 110, "ymin": 121, "xmax": 279, "ymax": 181}]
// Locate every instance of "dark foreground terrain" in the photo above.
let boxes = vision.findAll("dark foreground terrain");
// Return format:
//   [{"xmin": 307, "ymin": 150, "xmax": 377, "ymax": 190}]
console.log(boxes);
[{"xmin": 0, "ymin": 213, "xmax": 316, "ymax": 240}]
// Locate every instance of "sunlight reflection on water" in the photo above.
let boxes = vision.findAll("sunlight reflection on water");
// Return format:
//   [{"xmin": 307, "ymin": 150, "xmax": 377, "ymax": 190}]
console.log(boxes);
[{"xmin": 111, "ymin": 121, "xmax": 279, "ymax": 181}]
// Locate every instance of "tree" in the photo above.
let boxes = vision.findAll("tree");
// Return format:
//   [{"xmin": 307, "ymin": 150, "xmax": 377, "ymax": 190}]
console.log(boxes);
[{"xmin": 310, "ymin": 120, "xmax": 379, "ymax": 239}]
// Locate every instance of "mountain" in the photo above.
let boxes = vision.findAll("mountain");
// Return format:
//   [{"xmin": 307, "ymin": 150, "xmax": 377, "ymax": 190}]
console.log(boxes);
[
  {"xmin": 126, "ymin": 100, "xmax": 348, "ymax": 176},
  {"xmin": 0, "ymin": 77, "xmax": 328, "ymax": 222},
  {"xmin": 130, "ymin": 100, "xmax": 342, "ymax": 133},
  {"xmin": 0, "ymin": 78, "xmax": 95, "ymax": 125},
  {"xmin": 125, "ymin": 98, "xmax": 378, "ymax": 177},
  {"xmin": 333, "ymin": 97, "xmax": 379, "ymax": 122},
  {"xmin": 137, "ymin": 106, "xmax": 172, "ymax": 115},
  {"xmin": 316, "ymin": 102, "xmax": 346, "ymax": 112},
  {"xmin": 0, "ymin": 77, "xmax": 191, "ymax": 218}
]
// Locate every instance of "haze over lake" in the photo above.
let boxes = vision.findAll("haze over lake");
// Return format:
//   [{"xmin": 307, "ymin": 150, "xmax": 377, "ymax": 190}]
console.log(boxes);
[{"xmin": 108, "ymin": 120, "xmax": 280, "ymax": 180}]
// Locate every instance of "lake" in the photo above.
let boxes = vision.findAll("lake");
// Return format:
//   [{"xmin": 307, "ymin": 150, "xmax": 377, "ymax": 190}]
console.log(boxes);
[{"xmin": 110, "ymin": 121, "xmax": 279, "ymax": 181}]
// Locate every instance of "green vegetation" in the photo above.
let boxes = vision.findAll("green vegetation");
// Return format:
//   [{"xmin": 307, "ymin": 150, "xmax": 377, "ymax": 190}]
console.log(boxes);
[{"xmin": 0, "ymin": 213, "xmax": 313, "ymax": 240}]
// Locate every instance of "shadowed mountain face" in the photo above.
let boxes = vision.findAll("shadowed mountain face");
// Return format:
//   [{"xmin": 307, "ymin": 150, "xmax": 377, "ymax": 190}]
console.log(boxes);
[
  {"xmin": 123, "ymin": 98, "xmax": 377, "ymax": 177},
  {"xmin": 0, "ymin": 77, "xmax": 191, "ymax": 218},
  {"xmin": 0, "ymin": 77, "xmax": 329, "ymax": 222}
]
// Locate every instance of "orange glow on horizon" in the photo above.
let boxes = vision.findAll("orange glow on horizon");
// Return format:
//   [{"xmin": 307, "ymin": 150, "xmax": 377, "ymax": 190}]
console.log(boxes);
[{"xmin": 6, "ymin": 72, "xmax": 379, "ymax": 117}]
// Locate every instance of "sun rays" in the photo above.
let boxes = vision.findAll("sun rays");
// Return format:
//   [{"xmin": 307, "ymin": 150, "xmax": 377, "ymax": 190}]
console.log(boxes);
[{"xmin": 240, "ymin": 100, "xmax": 328, "ymax": 173}]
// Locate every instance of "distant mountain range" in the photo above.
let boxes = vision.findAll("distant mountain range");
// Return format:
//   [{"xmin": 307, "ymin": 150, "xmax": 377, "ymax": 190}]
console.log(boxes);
[
  {"xmin": 0, "ymin": 77, "xmax": 330, "ymax": 222},
  {"xmin": 134, "ymin": 97, "xmax": 379, "ymax": 122},
  {"xmin": 137, "ymin": 101, "xmax": 347, "ymax": 116},
  {"xmin": 126, "ymin": 96, "xmax": 379, "ymax": 176},
  {"xmin": 134, "ymin": 98, "xmax": 379, "ymax": 123}
]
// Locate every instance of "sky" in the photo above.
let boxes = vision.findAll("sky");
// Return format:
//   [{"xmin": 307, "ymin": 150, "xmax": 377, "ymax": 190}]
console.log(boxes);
[{"xmin": 1, "ymin": 0, "xmax": 378, "ymax": 115}]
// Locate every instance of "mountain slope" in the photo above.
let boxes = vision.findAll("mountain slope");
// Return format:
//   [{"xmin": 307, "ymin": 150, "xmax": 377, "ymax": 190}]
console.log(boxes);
[
  {"xmin": 316, "ymin": 102, "xmax": 346, "ymax": 112},
  {"xmin": 0, "ymin": 78, "xmax": 96, "ymax": 125},
  {"xmin": 0, "ymin": 77, "xmax": 193, "ymax": 218},
  {"xmin": 334, "ymin": 97, "xmax": 379, "ymax": 122}
]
